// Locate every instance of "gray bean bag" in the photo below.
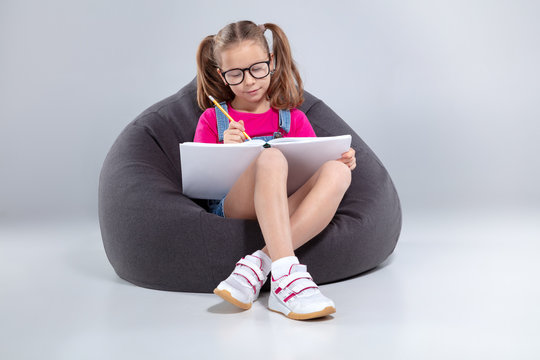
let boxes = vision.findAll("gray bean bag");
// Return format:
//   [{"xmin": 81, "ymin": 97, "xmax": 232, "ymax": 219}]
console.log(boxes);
[{"xmin": 98, "ymin": 78, "xmax": 402, "ymax": 293}]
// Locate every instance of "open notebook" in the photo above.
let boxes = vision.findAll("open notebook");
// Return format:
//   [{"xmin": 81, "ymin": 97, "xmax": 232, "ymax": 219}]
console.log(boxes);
[{"xmin": 179, "ymin": 135, "xmax": 352, "ymax": 199}]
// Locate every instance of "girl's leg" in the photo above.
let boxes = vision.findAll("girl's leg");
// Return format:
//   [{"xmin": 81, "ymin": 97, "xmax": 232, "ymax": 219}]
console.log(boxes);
[
  {"xmin": 263, "ymin": 159, "xmax": 351, "ymax": 254},
  {"xmin": 218, "ymin": 150, "xmax": 350, "ymax": 317},
  {"xmin": 225, "ymin": 148, "xmax": 294, "ymax": 260},
  {"xmin": 225, "ymin": 149, "xmax": 352, "ymax": 260},
  {"xmin": 214, "ymin": 149, "xmax": 287, "ymax": 309}
]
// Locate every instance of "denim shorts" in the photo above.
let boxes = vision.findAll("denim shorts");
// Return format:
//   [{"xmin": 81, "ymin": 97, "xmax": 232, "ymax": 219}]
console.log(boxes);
[{"xmin": 207, "ymin": 196, "xmax": 226, "ymax": 217}]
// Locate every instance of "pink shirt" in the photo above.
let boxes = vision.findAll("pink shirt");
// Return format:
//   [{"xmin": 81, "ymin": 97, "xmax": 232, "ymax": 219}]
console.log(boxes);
[{"xmin": 194, "ymin": 104, "xmax": 316, "ymax": 143}]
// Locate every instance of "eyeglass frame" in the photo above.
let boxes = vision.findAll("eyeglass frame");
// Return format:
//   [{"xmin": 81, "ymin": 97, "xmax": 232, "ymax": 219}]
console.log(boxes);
[{"xmin": 218, "ymin": 59, "xmax": 273, "ymax": 86}]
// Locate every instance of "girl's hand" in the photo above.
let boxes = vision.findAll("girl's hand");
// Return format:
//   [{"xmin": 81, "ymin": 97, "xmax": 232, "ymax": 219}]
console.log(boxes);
[
  {"xmin": 338, "ymin": 147, "xmax": 356, "ymax": 171},
  {"xmin": 223, "ymin": 120, "xmax": 246, "ymax": 144}
]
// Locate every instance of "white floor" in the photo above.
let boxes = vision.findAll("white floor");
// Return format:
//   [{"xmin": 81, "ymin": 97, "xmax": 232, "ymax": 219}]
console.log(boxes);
[{"xmin": 1, "ymin": 210, "xmax": 539, "ymax": 360}]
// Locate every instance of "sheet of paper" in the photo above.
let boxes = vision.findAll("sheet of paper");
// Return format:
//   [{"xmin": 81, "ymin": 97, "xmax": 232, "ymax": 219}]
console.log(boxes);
[
  {"xmin": 180, "ymin": 135, "xmax": 352, "ymax": 199},
  {"xmin": 180, "ymin": 142, "xmax": 262, "ymax": 199}
]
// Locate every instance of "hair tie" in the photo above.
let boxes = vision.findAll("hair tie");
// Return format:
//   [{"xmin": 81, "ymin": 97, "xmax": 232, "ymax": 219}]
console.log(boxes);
[{"xmin": 258, "ymin": 24, "xmax": 266, "ymax": 32}]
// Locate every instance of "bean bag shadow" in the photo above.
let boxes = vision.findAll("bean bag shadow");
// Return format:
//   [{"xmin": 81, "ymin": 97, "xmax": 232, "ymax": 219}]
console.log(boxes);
[{"xmin": 98, "ymin": 78, "xmax": 402, "ymax": 293}]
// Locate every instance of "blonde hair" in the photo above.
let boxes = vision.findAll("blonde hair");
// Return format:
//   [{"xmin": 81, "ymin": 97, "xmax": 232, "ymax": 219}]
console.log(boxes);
[{"xmin": 196, "ymin": 21, "xmax": 304, "ymax": 110}]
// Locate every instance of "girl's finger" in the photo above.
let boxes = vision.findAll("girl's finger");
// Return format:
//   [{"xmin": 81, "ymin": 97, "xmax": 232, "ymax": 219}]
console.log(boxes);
[
  {"xmin": 227, "ymin": 135, "xmax": 241, "ymax": 143},
  {"xmin": 226, "ymin": 129, "xmax": 241, "ymax": 137},
  {"xmin": 233, "ymin": 129, "xmax": 246, "ymax": 141},
  {"xmin": 229, "ymin": 120, "xmax": 245, "ymax": 132}
]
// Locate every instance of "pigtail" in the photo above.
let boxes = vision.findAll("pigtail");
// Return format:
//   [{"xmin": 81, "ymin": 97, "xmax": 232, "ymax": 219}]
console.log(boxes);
[
  {"xmin": 196, "ymin": 35, "xmax": 235, "ymax": 110},
  {"xmin": 264, "ymin": 23, "xmax": 304, "ymax": 110}
]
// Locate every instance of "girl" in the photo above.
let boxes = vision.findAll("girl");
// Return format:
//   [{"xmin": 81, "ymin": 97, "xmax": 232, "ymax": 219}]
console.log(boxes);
[{"xmin": 194, "ymin": 21, "xmax": 356, "ymax": 320}]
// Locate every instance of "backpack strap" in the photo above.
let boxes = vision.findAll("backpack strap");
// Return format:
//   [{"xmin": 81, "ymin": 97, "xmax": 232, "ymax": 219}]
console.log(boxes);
[
  {"xmin": 278, "ymin": 109, "xmax": 291, "ymax": 134},
  {"xmin": 215, "ymin": 102, "xmax": 230, "ymax": 143}
]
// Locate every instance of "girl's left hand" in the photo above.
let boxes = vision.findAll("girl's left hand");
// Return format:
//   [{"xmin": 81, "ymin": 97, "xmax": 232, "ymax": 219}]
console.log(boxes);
[{"xmin": 338, "ymin": 147, "xmax": 356, "ymax": 171}]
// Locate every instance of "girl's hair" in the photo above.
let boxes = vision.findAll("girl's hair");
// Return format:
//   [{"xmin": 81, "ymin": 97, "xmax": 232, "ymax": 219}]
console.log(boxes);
[{"xmin": 196, "ymin": 20, "xmax": 304, "ymax": 110}]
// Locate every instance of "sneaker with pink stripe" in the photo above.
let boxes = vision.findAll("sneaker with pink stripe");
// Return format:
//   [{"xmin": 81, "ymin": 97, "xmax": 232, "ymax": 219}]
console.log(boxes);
[
  {"xmin": 213, "ymin": 255, "xmax": 268, "ymax": 310},
  {"xmin": 269, "ymin": 264, "xmax": 336, "ymax": 320}
]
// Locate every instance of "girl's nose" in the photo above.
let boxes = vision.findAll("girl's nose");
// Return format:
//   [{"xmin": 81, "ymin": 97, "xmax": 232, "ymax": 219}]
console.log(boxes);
[{"xmin": 244, "ymin": 70, "xmax": 256, "ymax": 85}]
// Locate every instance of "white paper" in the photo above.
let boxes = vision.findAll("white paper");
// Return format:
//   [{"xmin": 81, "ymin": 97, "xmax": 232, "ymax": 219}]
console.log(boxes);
[{"xmin": 180, "ymin": 135, "xmax": 352, "ymax": 199}]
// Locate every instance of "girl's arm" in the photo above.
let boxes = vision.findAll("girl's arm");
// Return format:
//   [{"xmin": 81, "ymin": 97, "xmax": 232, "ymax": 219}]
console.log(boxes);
[{"xmin": 193, "ymin": 109, "xmax": 219, "ymax": 143}]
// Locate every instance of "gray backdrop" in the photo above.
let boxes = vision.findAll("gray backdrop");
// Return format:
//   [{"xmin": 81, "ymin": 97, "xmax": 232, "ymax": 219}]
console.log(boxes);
[{"xmin": 1, "ymin": 0, "xmax": 539, "ymax": 223}]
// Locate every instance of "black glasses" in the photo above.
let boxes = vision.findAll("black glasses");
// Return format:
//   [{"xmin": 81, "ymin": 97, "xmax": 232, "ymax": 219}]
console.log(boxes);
[{"xmin": 220, "ymin": 60, "xmax": 271, "ymax": 86}]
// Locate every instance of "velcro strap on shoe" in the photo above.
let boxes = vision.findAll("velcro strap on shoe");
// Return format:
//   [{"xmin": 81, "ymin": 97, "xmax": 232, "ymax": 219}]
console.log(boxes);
[
  {"xmin": 233, "ymin": 266, "xmax": 261, "ymax": 289},
  {"xmin": 236, "ymin": 258, "xmax": 265, "ymax": 283},
  {"xmin": 278, "ymin": 271, "xmax": 313, "ymax": 291},
  {"xmin": 283, "ymin": 284, "xmax": 319, "ymax": 302},
  {"xmin": 288, "ymin": 278, "xmax": 318, "ymax": 294}
]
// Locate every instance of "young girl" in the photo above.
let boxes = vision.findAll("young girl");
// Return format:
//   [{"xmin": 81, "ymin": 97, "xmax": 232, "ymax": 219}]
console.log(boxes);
[{"xmin": 194, "ymin": 21, "xmax": 356, "ymax": 320}]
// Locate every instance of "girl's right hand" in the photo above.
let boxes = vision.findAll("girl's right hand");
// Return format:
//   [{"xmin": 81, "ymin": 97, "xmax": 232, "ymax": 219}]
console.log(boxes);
[{"xmin": 223, "ymin": 120, "xmax": 246, "ymax": 144}]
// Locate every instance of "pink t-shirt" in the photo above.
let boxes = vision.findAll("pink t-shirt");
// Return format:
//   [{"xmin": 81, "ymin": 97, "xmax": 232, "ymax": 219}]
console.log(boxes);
[{"xmin": 193, "ymin": 103, "xmax": 316, "ymax": 143}]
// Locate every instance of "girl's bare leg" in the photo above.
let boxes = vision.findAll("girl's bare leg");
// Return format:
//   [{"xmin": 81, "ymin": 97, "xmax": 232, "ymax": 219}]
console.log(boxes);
[
  {"xmin": 224, "ymin": 148, "xmax": 294, "ymax": 260},
  {"xmin": 224, "ymin": 149, "xmax": 351, "ymax": 261},
  {"xmin": 261, "ymin": 159, "xmax": 351, "ymax": 256}
]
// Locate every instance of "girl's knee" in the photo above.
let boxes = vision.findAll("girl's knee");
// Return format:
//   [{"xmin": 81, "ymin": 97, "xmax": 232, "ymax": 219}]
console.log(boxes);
[
  {"xmin": 321, "ymin": 160, "xmax": 352, "ymax": 191},
  {"xmin": 256, "ymin": 148, "xmax": 288, "ymax": 173}
]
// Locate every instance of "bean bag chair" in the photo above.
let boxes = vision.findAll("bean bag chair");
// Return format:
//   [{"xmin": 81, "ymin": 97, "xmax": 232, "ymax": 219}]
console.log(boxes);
[{"xmin": 98, "ymin": 78, "xmax": 402, "ymax": 293}]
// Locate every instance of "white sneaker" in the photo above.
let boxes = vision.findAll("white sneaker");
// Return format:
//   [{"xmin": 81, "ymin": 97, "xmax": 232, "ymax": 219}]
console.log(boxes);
[
  {"xmin": 213, "ymin": 255, "xmax": 268, "ymax": 310},
  {"xmin": 268, "ymin": 264, "xmax": 336, "ymax": 320}
]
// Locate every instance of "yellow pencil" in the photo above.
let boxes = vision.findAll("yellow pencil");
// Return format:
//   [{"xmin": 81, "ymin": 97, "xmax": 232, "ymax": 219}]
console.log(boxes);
[{"xmin": 208, "ymin": 95, "xmax": 252, "ymax": 141}]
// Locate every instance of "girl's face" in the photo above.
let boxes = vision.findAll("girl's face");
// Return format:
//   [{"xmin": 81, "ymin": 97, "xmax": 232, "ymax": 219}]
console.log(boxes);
[{"xmin": 217, "ymin": 40, "xmax": 274, "ymax": 112}]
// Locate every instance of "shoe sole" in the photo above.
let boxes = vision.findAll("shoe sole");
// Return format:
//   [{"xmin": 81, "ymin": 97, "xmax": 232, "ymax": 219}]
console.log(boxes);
[
  {"xmin": 269, "ymin": 305, "xmax": 336, "ymax": 320},
  {"xmin": 213, "ymin": 288, "xmax": 252, "ymax": 310},
  {"xmin": 268, "ymin": 292, "xmax": 336, "ymax": 320}
]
